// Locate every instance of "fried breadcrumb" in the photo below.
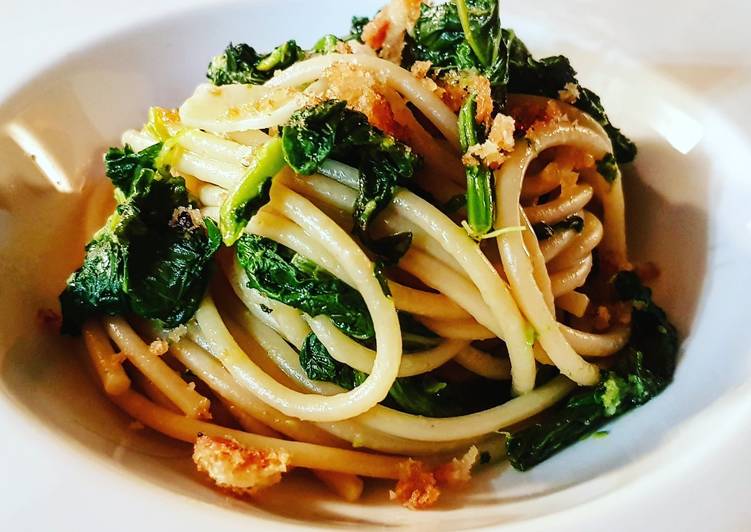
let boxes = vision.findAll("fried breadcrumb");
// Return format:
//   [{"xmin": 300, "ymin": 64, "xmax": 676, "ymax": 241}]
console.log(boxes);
[
  {"xmin": 192, "ymin": 435, "xmax": 289, "ymax": 496},
  {"xmin": 390, "ymin": 447, "xmax": 479, "ymax": 510},
  {"xmin": 434, "ymin": 446, "xmax": 478, "ymax": 488},
  {"xmin": 389, "ymin": 459, "xmax": 440, "ymax": 510}
]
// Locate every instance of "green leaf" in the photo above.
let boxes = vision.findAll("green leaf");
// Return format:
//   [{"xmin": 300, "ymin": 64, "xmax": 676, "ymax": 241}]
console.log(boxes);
[
  {"xmin": 207, "ymin": 41, "xmax": 304, "ymax": 86},
  {"xmin": 60, "ymin": 144, "xmax": 221, "ymax": 334},
  {"xmin": 281, "ymin": 100, "xmax": 420, "ymax": 258},
  {"xmin": 219, "ymin": 138, "xmax": 286, "ymax": 246},
  {"xmin": 347, "ymin": 16, "xmax": 370, "ymax": 42},
  {"xmin": 455, "ymin": 0, "xmax": 501, "ymax": 68},
  {"xmin": 103, "ymin": 143, "xmax": 163, "ymax": 198},
  {"xmin": 505, "ymin": 272, "xmax": 678, "ymax": 471},
  {"xmin": 596, "ymin": 153, "xmax": 619, "ymax": 183},
  {"xmin": 235, "ymin": 234, "xmax": 375, "ymax": 340},
  {"xmin": 299, "ymin": 332, "xmax": 366, "ymax": 389}
]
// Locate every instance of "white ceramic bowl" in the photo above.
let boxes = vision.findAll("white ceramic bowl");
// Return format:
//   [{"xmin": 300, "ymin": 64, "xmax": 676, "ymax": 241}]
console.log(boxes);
[{"xmin": 2, "ymin": 1, "xmax": 751, "ymax": 530}]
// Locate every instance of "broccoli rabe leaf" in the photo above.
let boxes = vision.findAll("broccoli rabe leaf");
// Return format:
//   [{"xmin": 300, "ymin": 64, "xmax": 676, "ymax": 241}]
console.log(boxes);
[
  {"xmin": 207, "ymin": 41, "xmax": 304, "ymax": 86},
  {"xmin": 103, "ymin": 143, "xmax": 163, "ymax": 198},
  {"xmin": 405, "ymin": 0, "xmax": 507, "ymax": 87},
  {"xmin": 235, "ymin": 233, "xmax": 375, "ymax": 340},
  {"xmin": 219, "ymin": 138, "xmax": 286, "ymax": 246},
  {"xmin": 281, "ymin": 100, "xmax": 420, "ymax": 261},
  {"xmin": 596, "ymin": 153, "xmax": 619, "ymax": 183},
  {"xmin": 455, "ymin": 0, "xmax": 502, "ymax": 69},
  {"xmin": 299, "ymin": 332, "xmax": 368, "ymax": 389},
  {"xmin": 60, "ymin": 144, "xmax": 221, "ymax": 334},
  {"xmin": 506, "ymin": 272, "xmax": 678, "ymax": 471}
]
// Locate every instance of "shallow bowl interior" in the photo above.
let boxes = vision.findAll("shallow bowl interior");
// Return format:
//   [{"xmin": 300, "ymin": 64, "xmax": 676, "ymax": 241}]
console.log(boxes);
[{"xmin": 1, "ymin": 0, "xmax": 750, "ymax": 529}]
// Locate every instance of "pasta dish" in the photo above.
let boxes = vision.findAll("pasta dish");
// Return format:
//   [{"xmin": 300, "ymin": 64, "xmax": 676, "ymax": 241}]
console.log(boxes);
[{"xmin": 57, "ymin": 0, "xmax": 679, "ymax": 509}]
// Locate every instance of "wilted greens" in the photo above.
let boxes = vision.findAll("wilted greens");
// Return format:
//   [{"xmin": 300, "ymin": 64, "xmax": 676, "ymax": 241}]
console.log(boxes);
[
  {"xmin": 458, "ymin": 93, "xmax": 495, "ymax": 236},
  {"xmin": 219, "ymin": 138, "xmax": 286, "ymax": 246},
  {"xmin": 282, "ymin": 100, "xmax": 420, "ymax": 260},
  {"xmin": 207, "ymin": 41, "xmax": 304, "ymax": 86},
  {"xmin": 235, "ymin": 233, "xmax": 375, "ymax": 340},
  {"xmin": 506, "ymin": 271, "xmax": 678, "ymax": 470},
  {"xmin": 60, "ymin": 144, "xmax": 221, "ymax": 334}
]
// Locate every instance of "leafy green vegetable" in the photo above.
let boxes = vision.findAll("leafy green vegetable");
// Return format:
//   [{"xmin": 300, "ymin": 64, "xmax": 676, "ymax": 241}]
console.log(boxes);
[
  {"xmin": 532, "ymin": 215, "xmax": 584, "ymax": 241},
  {"xmin": 60, "ymin": 144, "xmax": 221, "ymax": 334},
  {"xmin": 596, "ymin": 153, "xmax": 619, "ymax": 183},
  {"xmin": 506, "ymin": 271, "xmax": 678, "ymax": 470},
  {"xmin": 455, "ymin": 0, "xmax": 501, "ymax": 69},
  {"xmin": 299, "ymin": 332, "xmax": 367, "ymax": 389},
  {"xmin": 235, "ymin": 234, "xmax": 375, "ymax": 340},
  {"xmin": 405, "ymin": 0, "xmax": 507, "ymax": 88},
  {"xmin": 312, "ymin": 34, "xmax": 340, "ymax": 54},
  {"xmin": 458, "ymin": 94, "xmax": 495, "ymax": 236},
  {"xmin": 103, "ymin": 143, "xmax": 163, "ymax": 198},
  {"xmin": 207, "ymin": 41, "xmax": 304, "ymax": 86},
  {"xmin": 506, "ymin": 34, "xmax": 636, "ymax": 163},
  {"xmin": 281, "ymin": 100, "xmax": 420, "ymax": 260},
  {"xmin": 219, "ymin": 138, "xmax": 286, "ymax": 246}
]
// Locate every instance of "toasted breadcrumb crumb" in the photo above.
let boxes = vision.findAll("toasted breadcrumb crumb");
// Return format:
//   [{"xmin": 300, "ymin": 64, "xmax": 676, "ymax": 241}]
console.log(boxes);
[
  {"xmin": 390, "ymin": 459, "xmax": 440, "ymax": 510},
  {"xmin": 390, "ymin": 447, "xmax": 479, "ymax": 510},
  {"xmin": 193, "ymin": 435, "xmax": 289, "ymax": 496},
  {"xmin": 166, "ymin": 324, "xmax": 189, "ymax": 343},
  {"xmin": 558, "ymin": 82, "xmax": 580, "ymax": 104},
  {"xmin": 320, "ymin": 63, "xmax": 406, "ymax": 139},
  {"xmin": 148, "ymin": 339, "xmax": 169, "ymax": 357},
  {"xmin": 439, "ymin": 72, "xmax": 493, "ymax": 127},
  {"xmin": 362, "ymin": 0, "xmax": 422, "ymax": 63},
  {"xmin": 462, "ymin": 113, "xmax": 516, "ymax": 169},
  {"xmin": 434, "ymin": 446, "xmax": 478, "ymax": 488}
]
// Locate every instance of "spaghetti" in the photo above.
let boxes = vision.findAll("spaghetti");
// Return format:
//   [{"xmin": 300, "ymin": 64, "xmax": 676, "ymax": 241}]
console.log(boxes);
[{"xmin": 58, "ymin": 0, "xmax": 678, "ymax": 511}]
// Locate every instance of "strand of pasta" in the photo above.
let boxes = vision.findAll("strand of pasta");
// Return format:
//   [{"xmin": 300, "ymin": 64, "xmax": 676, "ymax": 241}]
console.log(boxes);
[
  {"xmin": 82, "ymin": 320, "xmax": 130, "ymax": 396},
  {"xmin": 416, "ymin": 317, "xmax": 496, "ymax": 340},
  {"xmin": 550, "ymin": 255, "xmax": 593, "ymax": 298},
  {"xmin": 524, "ymin": 184, "xmax": 594, "ymax": 225},
  {"xmin": 195, "ymin": 293, "xmax": 396, "ymax": 422},
  {"xmin": 306, "ymin": 314, "xmax": 467, "ymax": 377},
  {"xmin": 386, "ymin": 281, "xmax": 471, "ymax": 320},
  {"xmin": 265, "ymin": 53, "xmax": 460, "ymax": 148},
  {"xmin": 399, "ymin": 248, "xmax": 505, "ymax": 339},
  {"xmin": 453, "ymin": 345, "xmax": 512, "ymax": 380},
  {"xmin": 546, "ymin": 211, "xmax": 604, "ymax": 272},
  {"xmin": 109, "ymin": 390, "xmax": 406, "ymax": 479},
  {"xmin": 210, "ymin": 303, "xmax": 480, "ymax": 455},
  {"xmin": 390, "ymin": 190, "xmax": 537, "ymax": 394},
  {"xmin": 494, "ymin": 122, "xmax": 610, "ymax": 386},
  {"xmin": 520, "ymin": 208, "xmax": 555, "ymax": 313},
  {"xmin": 104, "ymin": 316, "xmax": 211, "ymax": 418}
]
